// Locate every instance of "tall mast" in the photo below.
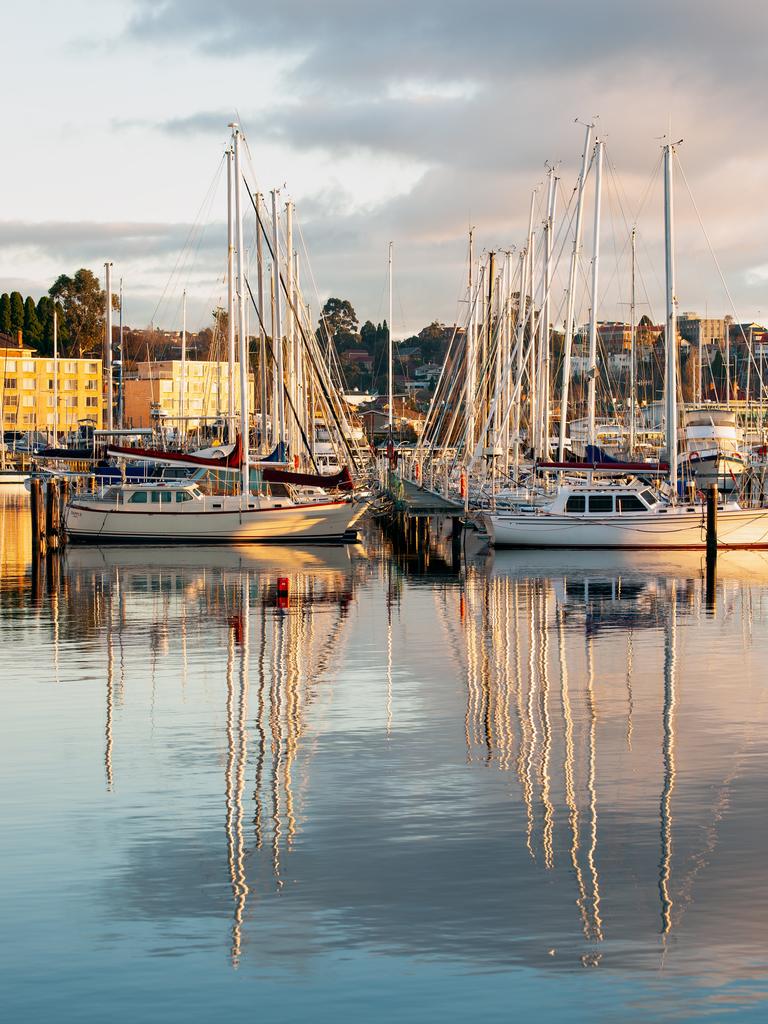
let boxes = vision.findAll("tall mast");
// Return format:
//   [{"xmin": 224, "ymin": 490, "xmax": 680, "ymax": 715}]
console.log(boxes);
[
  {"xmin": 465, "ymin": 229, "xmax": 475, "ymax": 460},
  {"xmin": 271, "ymin": 190, "xmax": 286, "ymax": 451},
  {"xmin": 629, "ymin": 227, "xmax": 637, "ymax": 455},
  {"xmin": 180, "ymin": 288, "xmax": 187, "ymax": 429},
  {"xmin": 285, "ymin": 200, "xmax": 295, "ymax": 457},
  {"xmin": 104, "ymin": 261, "xmax": 113, "ymax": 431},
  {"xmin": 388, "ymin": 241, "xmax": 394, "ymax": 433},
  {"xmin": 537, "ymin": 167, "xmax": 557, "ymax": 459},
  {"xmin": 587, "ymin": 139, "xmax": 604, "ymax": 451},
  {"xmin": 558, "ymin": 123, "xmax": 593, "ymax": 461},
  {"xmin": 663, "ymin": 142, "xmax": 678, "ymax": 493},
  {"xmin": 226, "ymin": 146, "xmax": 236, "ymax": 439},
  {"xmin": 256, "ymin": 193, "xmax": 267, "ymax": 451},
  {"xmin": 525, "ymin": 191, "xmax": 536, "ymax": 457},
  {"xmin": 232, "ymin": 124, "xmax": 250, "ymax": 501},
  {"xmin": 53, "ymin": 308, "xmax": 58, "ymax": 446},
  {"xmin": 118, "ymin": 278, "xmax": 124, "ymax": 429}
]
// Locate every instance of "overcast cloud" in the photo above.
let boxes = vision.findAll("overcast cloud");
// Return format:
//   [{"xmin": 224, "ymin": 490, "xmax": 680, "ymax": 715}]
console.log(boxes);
[{"xmin": 2, "ymin": 1, "xmax": 768, "ymax": 333}]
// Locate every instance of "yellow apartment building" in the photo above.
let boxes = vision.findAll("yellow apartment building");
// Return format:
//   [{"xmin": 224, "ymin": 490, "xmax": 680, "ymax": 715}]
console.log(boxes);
[
  {"xmin": 1, "ymin": 341, "xmax": 103, "ymax": 434},
  {"xmin": 124, "ymin": 360, "xmax": 254, "ymax": 429}
]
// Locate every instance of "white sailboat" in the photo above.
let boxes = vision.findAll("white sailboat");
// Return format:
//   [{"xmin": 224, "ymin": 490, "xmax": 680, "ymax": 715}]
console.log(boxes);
[
  {"xmin": 64, "ymin": 124, "xmax": 368, "ymax": 546},
  {"xmin": 484, "ymin": 140, "xmax": 768, "ymax": 550}
]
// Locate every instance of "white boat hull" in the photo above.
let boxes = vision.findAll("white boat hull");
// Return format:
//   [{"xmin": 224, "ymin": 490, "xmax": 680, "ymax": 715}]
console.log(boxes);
[
  {"xmin": 484, "ymin": 506, "xmax": 768, "ymax": 549},
  {"xmin": 685, "ymin": 452, "xmax": 744, "ymax": 493},
  {"xmin": 65, "ymin": 498, "xmax": 366, "ymax": 544},
  {"xmin": 0, "ymin": 470, "xmax": 29, "ymax": 485}
]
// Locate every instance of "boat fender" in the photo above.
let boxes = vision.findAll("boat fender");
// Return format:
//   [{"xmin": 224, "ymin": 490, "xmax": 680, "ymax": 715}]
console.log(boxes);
[{"xmin": 459, "ymin": 471, "xmax": 467, "ymax": 499}]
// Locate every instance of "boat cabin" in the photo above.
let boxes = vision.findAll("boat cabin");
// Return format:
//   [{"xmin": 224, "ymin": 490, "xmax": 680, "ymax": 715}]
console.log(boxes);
[
  {"xmin": 99, "ymin": 482, "xmax": 204, "ymax": 505},
  {"xmin": 548, "ymin": 484, "xmax": 662, "ymax": 515}
]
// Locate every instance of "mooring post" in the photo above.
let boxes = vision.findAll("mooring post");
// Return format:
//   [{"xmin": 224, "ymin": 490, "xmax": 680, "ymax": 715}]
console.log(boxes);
[
  {"xmin": 46, "ymin": 479, "xmax": 60, "ymax": 551},
  {"xmin": 706, "ymin": 484, "xmax": 718, "ymax": 561},
  {"xmin": 31, "ymin": 478, "xmax": 47, "ymax": 557}
]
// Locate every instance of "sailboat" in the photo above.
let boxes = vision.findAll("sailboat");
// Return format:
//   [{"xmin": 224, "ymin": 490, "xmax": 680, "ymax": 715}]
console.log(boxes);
[
  {"xmin": 64, "ymin": 124, "xmax": 367, "ymax": 546},
  {"xmin": 484, "ymin": 141, "xmax": 768, "ymax": 550}
]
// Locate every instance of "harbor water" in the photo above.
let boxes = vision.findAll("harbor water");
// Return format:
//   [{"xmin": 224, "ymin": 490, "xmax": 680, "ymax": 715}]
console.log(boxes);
[{"xmin": 2, "ymin": 489, "xmax": 768, "ymax": 1022}]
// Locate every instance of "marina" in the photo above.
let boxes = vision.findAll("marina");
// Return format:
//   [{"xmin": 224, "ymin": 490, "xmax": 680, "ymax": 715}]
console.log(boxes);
[{"xmin": 6, "ymin": 4, "xmax": 768, "ymax": 1019}]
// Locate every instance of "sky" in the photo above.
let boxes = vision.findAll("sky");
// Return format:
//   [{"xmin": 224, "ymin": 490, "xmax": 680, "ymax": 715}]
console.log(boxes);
[{"xmin": 2, "ymin": 0, "xmax": 768, "ymax": 338}]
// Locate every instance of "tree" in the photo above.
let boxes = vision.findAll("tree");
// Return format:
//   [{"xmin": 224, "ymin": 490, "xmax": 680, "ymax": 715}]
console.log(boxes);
[
  {"xmin": 360, "ymin": 320, "xmax": 377, "ymax": 350},
  {"xmin": 49, "ymin": 269, "xmax": 106, "ymax": 357},
  {"xmin": 0, "ymin": 293, "xmax": 10, "ymax": 335},
  {"xmin": 9, "ymin": 291, "xmax": 24, "ymax": 335},
  {"xmin": 23, "ymin": 296, "xmax": 42, "ymax": 348},
  {"xmin": 319, "ymin": 297, "xmax": 358, "ymax": 339}
]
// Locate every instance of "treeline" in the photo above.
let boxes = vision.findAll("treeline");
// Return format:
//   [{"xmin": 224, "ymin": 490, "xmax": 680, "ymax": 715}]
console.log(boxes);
[
  {"xmin": 0, "ymin": 292, "xmax": 64, "ymax": 354},
  {"xmin": 0, "ymin": 268, "xmax": 108, "ymax": 358}
]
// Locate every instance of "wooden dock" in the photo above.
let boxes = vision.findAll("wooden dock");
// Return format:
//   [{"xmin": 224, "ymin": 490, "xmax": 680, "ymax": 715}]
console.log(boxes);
[{"xmin": 386, "ymin": 472, "xmax": 464, "ymax": 518}]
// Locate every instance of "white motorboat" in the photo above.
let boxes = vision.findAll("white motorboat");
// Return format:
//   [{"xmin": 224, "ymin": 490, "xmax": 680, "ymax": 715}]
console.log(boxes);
[
  {"xmin": 64, "ymin": 481, "xmax": 367, "ymax": 544},
  {"xmin": 680, "ymin": 407, "xmax": 745, "ymax": 493},
  {"xmin": 484, "ymin": 480, "xmax": 768, "ymax": 549}
]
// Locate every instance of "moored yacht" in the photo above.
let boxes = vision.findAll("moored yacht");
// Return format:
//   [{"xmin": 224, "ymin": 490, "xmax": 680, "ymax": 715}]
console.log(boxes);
[
  {"xmin": 680, "ymin": 407, "xmax": 745, "ymax": 494},
  {"xmin": 484, "ymin": 479, "xmax": 768, "ymax": 549},
  {"xmin": 64, "ymin": 480, "xmax": 366, "ymax": 544}
]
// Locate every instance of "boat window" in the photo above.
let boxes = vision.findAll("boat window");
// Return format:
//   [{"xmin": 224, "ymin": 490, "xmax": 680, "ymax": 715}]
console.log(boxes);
[
  {"xmin": 151, "ymin": 491, "xmax": 161, "ymax": 503},
  {"xmin": 160, "ymin": 491, "xmax": 173, "ymax": 503},
  {"xmin": 129, "ymin": 491, "xmax": 148, "ymax": 504},
  {"xmin": 175, "ymin": 491, "xmax": 192, "ymax": 502},
  {"xmin": 641, "ymin": 489, "xmax": 658, "ymax": 505},
  {"xmin": 588, "ymin": 495, "xmax": 614, "ymax": 513},
  {"xmin": 617, "ymin": 494, "xmax": 646, "ymax": 512},
  {"xmin": 565, "ymin": 495, "xmax": 586, "ymax": 512}
]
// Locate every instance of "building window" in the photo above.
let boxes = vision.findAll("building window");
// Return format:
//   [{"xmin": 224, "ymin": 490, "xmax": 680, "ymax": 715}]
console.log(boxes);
[
  {"xmin": 85, "ymin": 397, "xmax": 98, "ymax": 407},
  {"xmin": 3, "ymin": 378, "xmax": 16, "ymax": 389},
  {"xmin": 22, "ymin": 379, "xmax": 35, "ymax": 390},
  {"xmin": 5, "ymin": 360, "xmax": 16, "ymax": 372},
  {"xmin": 22, "ymin": 396, "xmax": 34, "ymax": 407},
  {"xmin": 22, "ymin": 361, "xmax": 34, "ymax": 371},
  {"xmin": 87, "ymin": 363, "xmax": 99, "ymax": 373}
]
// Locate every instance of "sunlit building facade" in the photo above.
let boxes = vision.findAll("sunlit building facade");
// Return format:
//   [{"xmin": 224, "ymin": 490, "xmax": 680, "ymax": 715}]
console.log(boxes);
[
  {"xmin": 0, "ymin": 339, "xmax": 103, "ymax": 433},
  {"xmin": 123, "ymin": 360, "xmax": 254, "ymax": 428}
]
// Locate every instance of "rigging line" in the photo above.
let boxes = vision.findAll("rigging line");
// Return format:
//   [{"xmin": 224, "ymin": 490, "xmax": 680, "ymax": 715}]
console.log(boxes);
[
  {"xmin": 676, "ymin": 153, "xmax": 754, "ymax": 352},
  {"xmin": 149, "ymin": 152, "xmax": 226, "ymax": 327},
  {"xmin": 242, "ymin": 183, "xmax": 363, "ymax": 470}
]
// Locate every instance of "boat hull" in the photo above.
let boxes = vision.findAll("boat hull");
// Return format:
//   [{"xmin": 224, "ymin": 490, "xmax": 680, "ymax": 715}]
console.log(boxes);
[
  {"xmin": 64, "ymin": 498, "xmax": 366, "ymax": 544},
  {"xmin": 484, "ymin": 506, "xmax": 768, "ymax": 549}
]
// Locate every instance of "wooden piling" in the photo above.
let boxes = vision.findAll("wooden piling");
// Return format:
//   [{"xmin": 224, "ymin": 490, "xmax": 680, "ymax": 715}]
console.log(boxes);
[
  {"xmin": 46, "ymin": 478, "xmax": 60, "ymax": 550},
  {"xmin": 30, "ymin": 478, "xmax": 47, "ymax": 556},
  {"xmin": 706, "ymin": 484, "xmax": 718, "ymax": 562}
]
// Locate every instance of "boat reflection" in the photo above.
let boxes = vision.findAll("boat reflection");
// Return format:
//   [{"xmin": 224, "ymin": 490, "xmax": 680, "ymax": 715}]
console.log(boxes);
[
  {"xmin": 57, "ymin": 541, "xmax": 362, "ymax": 967},
  {"xmin": 447, "ymin": 547, "xmax": 768, "ymax": 961}
]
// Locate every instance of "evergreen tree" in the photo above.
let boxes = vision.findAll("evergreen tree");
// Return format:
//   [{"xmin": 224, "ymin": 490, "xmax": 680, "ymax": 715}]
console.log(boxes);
[
  {"xmin": 49, "ymin": 269, "xmax": 106, "ymax": 356},
  {"xmin": 0, "ymin": 293, "xmax": 10, "ymax": 335},
  {"xmin": 23, "ymin": 296, "xmax": 42, "ymax": 348},
  {"xmin": 9, "ymin": 291, "xmax": 24, "ymax": 335}
]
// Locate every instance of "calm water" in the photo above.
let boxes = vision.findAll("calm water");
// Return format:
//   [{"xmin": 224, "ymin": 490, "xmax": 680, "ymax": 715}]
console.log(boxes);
[{"xmin": 2, "ymin": 490, "xmax": 768, "ymax": 1022}]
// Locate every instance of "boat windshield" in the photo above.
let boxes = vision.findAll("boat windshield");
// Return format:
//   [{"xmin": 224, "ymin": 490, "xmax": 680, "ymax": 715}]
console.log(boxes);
[{"xmin": 641, "ymin": 489, "xmax": 659, "ymax": 505}]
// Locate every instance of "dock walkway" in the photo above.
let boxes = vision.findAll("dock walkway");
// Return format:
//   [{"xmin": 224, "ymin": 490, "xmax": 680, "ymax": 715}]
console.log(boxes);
[{"xmin": 387, "ymin": 473, "xmax": 463, "ymax": 518}]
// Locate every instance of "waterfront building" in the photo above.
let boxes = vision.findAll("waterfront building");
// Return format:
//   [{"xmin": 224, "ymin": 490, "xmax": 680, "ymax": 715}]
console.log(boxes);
[
  {"xmin": 123, "ymin": 359, "xmax": 254, "ymax": 429},
  {"xmin": 0, "ymin": 333, "xmax": 102, "ymax": 433}
]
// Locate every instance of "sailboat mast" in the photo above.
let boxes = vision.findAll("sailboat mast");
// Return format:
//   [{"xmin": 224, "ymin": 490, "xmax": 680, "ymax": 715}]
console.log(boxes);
[
  {"xmin": 558, "ymin": 123, "xmax": 593, "ymax": 461},
  {"xmin": 53, "ymin": 308, "xmax": 58, "ymax": 446},
  {"xmin": 271, "ymin": 190, "xmax": 286, "ymax": 451},
  {"xmin": 232, "ymin": 125, "xmax": 251, "ymax": 501},
  {"xmin": 465, "ymin": 230, "xmax": 475, "ymax": 460},
  {"xmin": 663, "ymin": 142, "xmax": 678, "ymax": 493},
  {"xmin": 538, "ymin": 167, "xmax": 557, "ymax": 460},
  {"xmin": 587, "ymin": 139, "xmax": 604, "ymax": 451},
  {"xmin": 226, "ymin": 146, "xmax": 236, "ymax": 440},
  {"xmin": 629, "ymin": 227, "xmax": 637, "ymax": 455},
  {"xmin": 255, "ymin": 193, "xmax": 267, "ymax": 453},
  {"xmin": 118, "ymin": 278, "xmax": 124, "ymax": 429},
  {"xmin": 388, "ymin": 241, "xmax": 393, "ymax": 433},
  {"xmin": 180, "ymin": 288, "xmax": 187, "ymax": 429},
  {"xmin": 104, "ymin": 261, "xmax": 113, "ymax": 431}
]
